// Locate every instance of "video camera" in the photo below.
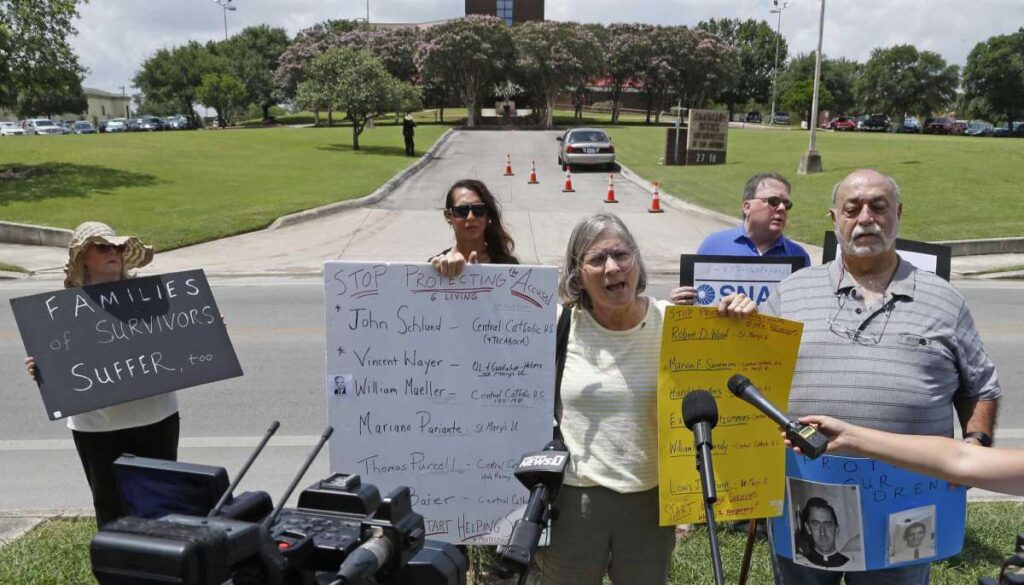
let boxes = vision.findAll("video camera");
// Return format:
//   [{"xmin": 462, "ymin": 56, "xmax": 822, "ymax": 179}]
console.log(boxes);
[
  {"xmin": 979, "ymin": 533, "xmax": 1024, "ymax": 585},
  {"xmin": 89, "ymin": 423, "xmax": 466, "ymax": 585}
]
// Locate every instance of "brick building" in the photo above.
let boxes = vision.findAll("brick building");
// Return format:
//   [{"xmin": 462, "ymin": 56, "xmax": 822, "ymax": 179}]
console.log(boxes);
[{"xmin": 465, "ymin": 0, "xmax": 544, "ymax": 24}]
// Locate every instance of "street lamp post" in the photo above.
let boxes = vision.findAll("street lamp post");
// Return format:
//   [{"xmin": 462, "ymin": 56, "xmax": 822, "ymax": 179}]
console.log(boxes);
[
  {"xmin": 769, "ymin": 1, "xmax": 789, "ymax": 127},
  {"xmin": 213, "ymin": 0, "xmax": 236, "ymax": 41},
  {"xmin": 798, "ymin": 0, "xmax": 826, "ymax": 175}
]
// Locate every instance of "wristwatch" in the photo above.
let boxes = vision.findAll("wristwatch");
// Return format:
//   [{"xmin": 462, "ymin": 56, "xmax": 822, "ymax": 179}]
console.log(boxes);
[{"xmin": 963, "ymin": 431, "xmax": 993, "ymax": 447}]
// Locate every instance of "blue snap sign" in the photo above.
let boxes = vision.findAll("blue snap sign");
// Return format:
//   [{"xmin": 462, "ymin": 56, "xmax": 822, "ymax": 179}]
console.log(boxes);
[{"xmin": 680, "ymin": 255, "xmax": 805, "ymax": 306}]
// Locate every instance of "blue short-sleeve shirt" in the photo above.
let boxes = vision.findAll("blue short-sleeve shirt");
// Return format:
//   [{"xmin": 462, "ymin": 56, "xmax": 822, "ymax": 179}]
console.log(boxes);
[{"xmin": 697, "ymin": 224, "xmax": 811, "ymax": 267}]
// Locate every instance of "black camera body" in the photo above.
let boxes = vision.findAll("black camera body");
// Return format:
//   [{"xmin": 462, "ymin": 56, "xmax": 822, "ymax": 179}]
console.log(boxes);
[{"xmin": 979, "ymin": 533, "xmax": 1024, "ymax": 585}]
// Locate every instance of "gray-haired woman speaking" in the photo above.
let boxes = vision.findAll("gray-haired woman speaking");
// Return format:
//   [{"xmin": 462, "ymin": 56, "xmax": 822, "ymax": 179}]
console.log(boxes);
[{"xmin": 535, "ymin": 212, "xmax": 754, "ymax": 584}]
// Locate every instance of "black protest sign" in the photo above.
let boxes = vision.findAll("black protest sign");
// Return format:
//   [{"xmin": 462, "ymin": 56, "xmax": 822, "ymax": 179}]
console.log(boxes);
[
  {"xmin": 821, "ymin": 231, "xmax": 952, "ymax": 281},
  {"xmin": 10, "ymin": 269, "xmax": 242, "ymax": 420}
]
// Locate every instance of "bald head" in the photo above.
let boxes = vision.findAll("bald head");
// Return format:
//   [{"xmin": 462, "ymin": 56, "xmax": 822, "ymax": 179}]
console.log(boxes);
[{"xmin": 831, "ymin": 169, "xmax": 902, "ymax": 207}]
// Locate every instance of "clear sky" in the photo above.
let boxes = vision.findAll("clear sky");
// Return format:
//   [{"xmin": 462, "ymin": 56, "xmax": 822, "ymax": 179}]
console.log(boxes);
[{"xmin": 72, "ymin": 0, "xmax": 1024, "ymax": 95}]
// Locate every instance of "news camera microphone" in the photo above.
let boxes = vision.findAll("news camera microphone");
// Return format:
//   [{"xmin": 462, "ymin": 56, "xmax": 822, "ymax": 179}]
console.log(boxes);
[
  {"xmin": 727, "ymin": 374, "xmax": 829, "ymax": 460},
  {"xmin": 264, "ymin": 426, "xmax": 334, "ymax": 529},
  {"xmin": 498, "ymin": 439, "xmax": 570, "ymax": 585},
  {"xmin": 682, "ymin": 391, "xmax": 725, "ymax": 585},
  {"xmin": 209, "ymin": 420, "xmax": 279, "ymax": 518}
]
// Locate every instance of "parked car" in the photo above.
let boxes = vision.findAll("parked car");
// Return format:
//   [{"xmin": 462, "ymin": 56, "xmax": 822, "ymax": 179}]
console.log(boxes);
[
  {"xmin": 745, "ymin": 111, "xmax": 762, "ymax": 123},
  {"xmin": 105, "ymin": 118, "xmax": 128, "ymax": 133},
  {"xmin": 994, "ymin": 122, "xmax": 1024, "ymax": 137},
  {"xmin": 164, "ymin": 115, "xmax": 193, "ymax": 130},
  {"xmin": 139, "ymin": 116, "xmax": 165, "ymax": 131},
  {"xmin": 22, "ymin": 118, "xmax": 65, "ymax": 135},
  {"xmin": 0, "ymin": 121, "xmax": 25, "ymax": 136},
  {"xmin": 828, "ymin": 116, "xmax": 857, "ymax": 131},
  {"xmin": 897, "ymin": 117, "xmax": 921, "ymax": 133},
  {"xmin": 950, "ymin": 120, "xmax": 968, "ymax": 135},
  {"xmin": 126, "ymin": 118, "xmax": 143, "ymax": 131},
  {"xmin": 71, "ymin": 121, "xmax": 97, "ymax": 134},
  {"xmin": 556, "ymin": 127, "xmax": 615, "ymax": 169},
  {"xmin": 773, "ymin": 111, "xmax": 790, "ymax": 125},
  {"xmin": 860, "ymin": 114, "xmax": 891, "ymax": 132},
  {"xmin": 924, "ymin": 117, "xmax": 955, "ymax": 134},
  {"xmin": 965, "ymin": 121, "xmax": 993, "ymax": 137}
]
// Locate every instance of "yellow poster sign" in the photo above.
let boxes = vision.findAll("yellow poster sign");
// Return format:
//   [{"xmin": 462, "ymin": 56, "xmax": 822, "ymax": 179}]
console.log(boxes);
[{"xmin": 657, "ymin": 306, "xmax": 803, "ymax": 525}]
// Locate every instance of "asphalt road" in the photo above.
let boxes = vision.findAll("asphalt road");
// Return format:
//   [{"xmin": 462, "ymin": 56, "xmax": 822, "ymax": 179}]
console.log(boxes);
[{"xmin": 1, "ymin": 275, "xmax": 1021, "ymax": 512}]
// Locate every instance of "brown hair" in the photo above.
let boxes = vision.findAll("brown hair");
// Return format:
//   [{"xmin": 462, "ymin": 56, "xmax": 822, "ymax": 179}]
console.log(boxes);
[{"xmin": 444, "ymin": 179, "xmax": 518, "ymax": 264}]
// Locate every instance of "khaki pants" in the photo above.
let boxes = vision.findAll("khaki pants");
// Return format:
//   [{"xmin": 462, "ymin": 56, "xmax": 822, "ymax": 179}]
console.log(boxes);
[{"xmin": 533, "ymin": 485, "xmax": 675, "ymax": 585}]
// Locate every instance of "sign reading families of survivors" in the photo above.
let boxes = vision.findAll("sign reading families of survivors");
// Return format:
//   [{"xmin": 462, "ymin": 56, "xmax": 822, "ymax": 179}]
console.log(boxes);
[
  {"xmin": 821, "ymin": 232, "xmax": 952, "ymax": 281},
  {"xmin": 324, "ymin": 262, "xmax": 557, "ymax": 545},
  {"xmin": 686, "ymin": 109, "xmax": 729, "ymax": 165},
  {"xmin": 657, "ymin": 307, "xmax": 803, "ymax": 525},
  {"xmin": 10, "ymin": 270, "xmax": 241, "ymax": 420},
  {"xmin": 680, "ymin": 255, "xmax": 806, "ymax": 306},
  {"xmin": 771, "ymin": 451, "xmax": 966, "ymax": 571}
]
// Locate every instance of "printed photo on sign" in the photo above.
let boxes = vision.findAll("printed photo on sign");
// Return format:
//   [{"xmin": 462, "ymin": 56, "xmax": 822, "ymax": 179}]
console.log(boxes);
[
  {"xmin": 327, "ymin": 374, "xmax": 354, "ymax": 397},
  {"xmin": 679, "ymin": 255, "xmax": 804, "ymax": 306},
  {"xmin": 787, "ymin": 477, "xmax": 866, "ymax": 572},
  {"xmin": 887, "ymin": 505, "xmax": 936, "ymax": 566}
]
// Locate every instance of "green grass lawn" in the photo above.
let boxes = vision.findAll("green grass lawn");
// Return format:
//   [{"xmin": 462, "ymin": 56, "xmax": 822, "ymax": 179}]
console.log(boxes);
[
  {"xmin": 608, "ymin": 127, "xmax": 1024, "ymax": 245},
  {"xmin": 0, "ymin": 124, "xmax": 445, "ymax": 251},
  {"xmin": 4, "ymin": 502, "xmax": 1021, "ymax": 584}
]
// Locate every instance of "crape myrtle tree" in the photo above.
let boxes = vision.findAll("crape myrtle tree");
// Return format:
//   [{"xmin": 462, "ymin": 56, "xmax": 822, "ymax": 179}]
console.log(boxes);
[
  {"xmin": 962, "ymin": 29, "xmax": 1024, "ymax": 129},
  {"xmin": 697, "ymin": 18, "xmax": 786, "ymax": 119},
  {"xmin": 639, "ymin": 25, "xmax": 677, "ymax": 124},
  {"xmin": 297, "ymin": 47, "xmax": 418, "ymax": 150},
  {"xmin": 273, "ymin": 19, "xmax": 360, "ymax": 124},
  {"xmin": 218, "ymin": 25, "xmax": 290, "ymax": 122},
  {"xmin": 854, "ymin": 44, "xmax": 958, "ymax": 130},
  {"xmin": 1, "ymin": 0, "xmax": 87, "ymax": 117},
  {"xmin": 196, "ymin": 72, "xmax": 247, "ymax": 127},
  {"xmin": 135, "ymin": 41, "xmax": 227, "ymax": 128},
  {"xmin": 603, "ymin": 23, "xmax": 650, "ymax": 123},
  {"xmin": 513, "ymin": 20, "xmax": 603, "ymax": 128},
  {"xmin": 416, "ymin": 15, "xmax": 513, "ymax": 128},
  {"xmin": 340, "ymin": 27, "xmax": 422, "ymax": 122},
  {"xmin": 672, "ymin": 28, "xmax": 738, "ymax": 110}
]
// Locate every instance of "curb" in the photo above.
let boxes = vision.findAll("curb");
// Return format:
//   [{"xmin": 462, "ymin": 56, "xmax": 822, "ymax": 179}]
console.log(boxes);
[
  {"xmin": 267, "ymin": 128, "xmax": 456, "ymax": 230},
  {"xmin": 0, "ymin": 221, "xmax": 72, "ymax": 247},
  {"xmin": 616, "ymin": 163, "xmax": 741, "ymax": 227},
  {"xmin": 937, "ymin": 237, "xmax": 1024, "ymax": 257}
]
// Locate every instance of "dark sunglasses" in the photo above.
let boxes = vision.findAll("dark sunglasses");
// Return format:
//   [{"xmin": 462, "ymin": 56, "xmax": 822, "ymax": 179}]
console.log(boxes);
[
  {"xmin": 448, "ymin": 204, "xmax": 489, "ymax": 218},
  {"xmin": 92, "ymin": 243, "xmax": 125, "ymax": 254},
  {"xmin": 756, "ymin": 196, "xmax": 793, "ymax": 210}
]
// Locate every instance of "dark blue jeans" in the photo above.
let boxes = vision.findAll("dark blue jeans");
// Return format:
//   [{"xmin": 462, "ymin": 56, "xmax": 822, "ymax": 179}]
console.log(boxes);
[{"xmin": 773, "ymin": 554, "xmax": 930, "ymax": 585}]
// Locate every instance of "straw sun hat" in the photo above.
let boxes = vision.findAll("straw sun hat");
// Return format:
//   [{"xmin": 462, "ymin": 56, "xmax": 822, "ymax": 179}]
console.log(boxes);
[{"xmin": 63, "ymin": 221, "xmax": 154, "ymax": 288}]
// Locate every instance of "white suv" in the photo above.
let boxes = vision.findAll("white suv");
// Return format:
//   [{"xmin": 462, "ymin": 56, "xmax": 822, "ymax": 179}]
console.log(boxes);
[
  {"xmin": 23, "ymin": 118, "xmax": 65, "ymax": 135},
  {"xmin": 0, "ymin": 122, "xmax": 25, "ymax": 136}
]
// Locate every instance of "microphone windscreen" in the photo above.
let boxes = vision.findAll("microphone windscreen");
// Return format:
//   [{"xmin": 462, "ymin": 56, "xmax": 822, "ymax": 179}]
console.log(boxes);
[
  {"xmin": 682, "ymin": 390, "xmax": 718, "ymax": 430},
  {"xmin": 727, "ymin": 374, "xmax": 751, "ymax": 396}
]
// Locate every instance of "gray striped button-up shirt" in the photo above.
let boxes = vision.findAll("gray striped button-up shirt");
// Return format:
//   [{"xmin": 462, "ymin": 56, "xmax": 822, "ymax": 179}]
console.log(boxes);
[{"xmin": 761, "ymin": 259, "xmax": 1001, "ymax": 437}]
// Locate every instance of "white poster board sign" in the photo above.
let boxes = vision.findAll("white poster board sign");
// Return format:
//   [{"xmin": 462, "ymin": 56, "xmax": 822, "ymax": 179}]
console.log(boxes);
[
  {"xmin": 680, "ymin": 255, "xmax": 806, "ymax": 305},
  {"xmin": 324, "ymin": 262, "xmax": 557, "ymax": 545}
]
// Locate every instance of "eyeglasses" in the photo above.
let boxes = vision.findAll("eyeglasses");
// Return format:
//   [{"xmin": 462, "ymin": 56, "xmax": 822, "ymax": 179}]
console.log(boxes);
[
  {"xmin": 583, "ymin": 248, "xmax": 635, "ymax": 269},
  {"xmin": 92, "ymin": 243, "xmax": 125, "ymax": 254},
  {"xmin": 756, "ymin": 196, "xmax": 793, "ymax": 210},
  {"xmin": 448, "ymin": 204, "xmax": 489, "ymax": 218},
  {"xmin": 826, "ymin": 292, "xmax": 894, "ymax": 345}
]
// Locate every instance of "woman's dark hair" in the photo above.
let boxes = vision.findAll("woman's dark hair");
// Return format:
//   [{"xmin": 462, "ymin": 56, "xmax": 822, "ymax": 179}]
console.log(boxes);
[{"xmin": 445, "ymin": 179, "xmax": 518, "ymax": 264}]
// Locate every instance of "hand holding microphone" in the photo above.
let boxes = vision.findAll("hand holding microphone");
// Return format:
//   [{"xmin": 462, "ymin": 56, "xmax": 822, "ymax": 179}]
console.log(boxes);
[{"xmin": 726, "ymin": 374, "xmax": 829, "ymax": 459}]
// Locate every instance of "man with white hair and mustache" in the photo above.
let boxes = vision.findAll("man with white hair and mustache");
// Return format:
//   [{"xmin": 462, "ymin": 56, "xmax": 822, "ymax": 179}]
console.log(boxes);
[{"xmin": 761, "ymin": 169, "xmax": 1001, "ymax": 585}]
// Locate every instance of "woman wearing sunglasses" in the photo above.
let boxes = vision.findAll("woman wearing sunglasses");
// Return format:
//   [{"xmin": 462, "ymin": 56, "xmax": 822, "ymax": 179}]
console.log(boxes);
[
  {"xmin": 430, "ymin": 179, "xmax": 518, "ymax": 277},
  {"xmin": 24, "ymin": 222, "xmax": 179, "ymax": 528}
]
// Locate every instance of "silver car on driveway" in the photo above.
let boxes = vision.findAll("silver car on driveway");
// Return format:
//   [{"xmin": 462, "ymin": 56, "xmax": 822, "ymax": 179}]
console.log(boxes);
[{"xmin": 557, "ymin": 127, "xmax": 616, "ymax": 169}]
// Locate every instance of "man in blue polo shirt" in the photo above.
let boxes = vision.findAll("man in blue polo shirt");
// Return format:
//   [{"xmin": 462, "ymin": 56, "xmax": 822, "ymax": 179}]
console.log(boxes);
[{"xmin": 671, "ymin": 172, "xmax": 811, "ymax": 304}]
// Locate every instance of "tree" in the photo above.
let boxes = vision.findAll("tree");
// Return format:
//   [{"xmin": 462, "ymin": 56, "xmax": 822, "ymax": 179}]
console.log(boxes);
[
  {"xmin": 639, "ymin": 26, "xmax": 677, "ymax": 123},
  {"xmin": 340, "ymin": 28, "xmax": 421, "ymax": 82},
  {"xmin": 219, "ymin": 25, "xmax": 290, "ymax": 121},
  {"xmin": 962, "ymin": 29, "xmax": 1024, "ymax": 128},
  {"xmin": 697, "ymin": 18, "xmax": 787, "ymax": 117},
  {"xmin": 273, "ymin": 19, "xmax": 359, "ymax": 105},
  {"xmin": 514, "ymin": 21, "xmax": 603, "ymax": 128},
  {"xmin": 779, "ymin": 53, "xmax": 861, "ymax": 115},
  {"xmin": 196, "ymin": 72, "xmax": 247, "ymax": 127},
  {"xmin": 1, "ymin": 0, "xmax": 87, "ymax": 116},
  {"xmin": 671, "ymin": 28, "xmax": 738, "ymax": 110},
  {"xmin": 134, "ymin": 41, "xmax": 227, "ymax": 128},
  {"xmin": 854, "ymin": 45, "xmax": 958, "ymax": 129},
  {"xmin": 603, "ymin": 23, "xmax": 649, "ymax": 123},
  {"xmin": 781, "ymin": 78, "xmax": 833, "ymax": 125},
  {"xmin": 297, "ymin": 47, "xmax": 415, "ymax": 150},
  {"xmin": 416, "ymin": 15, "xmax": 513, "ymax": 127}
]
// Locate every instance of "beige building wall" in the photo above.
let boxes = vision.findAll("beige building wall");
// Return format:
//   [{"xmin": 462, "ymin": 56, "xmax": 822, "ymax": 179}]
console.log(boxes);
[{"xmin": 0, "ymin": 87, "xmax": 131, "ymax": 125}]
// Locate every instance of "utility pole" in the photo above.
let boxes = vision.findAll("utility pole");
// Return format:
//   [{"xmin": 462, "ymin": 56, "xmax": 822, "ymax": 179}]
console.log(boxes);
[
  {"xmin": 798, "ymin": 0, "xmax": 826, "ymax": 175},
  {"xmin": 769, "ymin": 1, "xmax": 789, "ymax": 126}
]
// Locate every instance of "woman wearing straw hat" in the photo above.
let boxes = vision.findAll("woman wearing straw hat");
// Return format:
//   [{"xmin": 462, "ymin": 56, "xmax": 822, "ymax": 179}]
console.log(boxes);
[{"xmin": 25, "ymin": 221, "xmax": 180, "ymax": 528}]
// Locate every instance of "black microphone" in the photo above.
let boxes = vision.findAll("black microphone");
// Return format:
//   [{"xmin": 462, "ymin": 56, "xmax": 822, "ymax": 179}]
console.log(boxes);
[
  {"xmin": 498, "ymin": 440, "xmax": 570, "ymax": 584},
  {"xmin": 727, "ymin": 374, "xmax": 828, "ymax": 459},
  {"xmin": 682, "ymin": 390, "xmax": 725, "ymax": 585}
]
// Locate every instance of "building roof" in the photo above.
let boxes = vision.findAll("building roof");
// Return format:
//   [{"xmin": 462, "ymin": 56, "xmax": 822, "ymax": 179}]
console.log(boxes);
[
  {"xmin": 368, "ymin": 19, "xmax": 453, "ymax": 30},
  {"xmin": 83, "ymin": 87, "xmax": 130, "ymax": 99}
]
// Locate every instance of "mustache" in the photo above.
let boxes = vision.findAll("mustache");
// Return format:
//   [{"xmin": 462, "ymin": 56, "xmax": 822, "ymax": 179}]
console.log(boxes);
[{"xmin": 851, "ymin": 224, "xmax": 883, "ymax": 239}]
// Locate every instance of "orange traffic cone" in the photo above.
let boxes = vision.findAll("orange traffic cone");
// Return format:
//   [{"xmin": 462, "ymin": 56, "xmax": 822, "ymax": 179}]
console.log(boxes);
[
  {"xmin": 562, "ymin": 168, "xmax": 575, "ymax": 193},
  {"xmin": 528, "ymin": 161, "xmax": 539, "ymax": 184},
  {"xmin": 604, "ymin": 174, "xmax": 618, "ymax": 203},
  {"xmin": 648, "ymin": 181, "xmax": 664, "ymax": 213},
  {"xmin": 504, "ymin": 154, "xmax": 514, "ymax": 176}
]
